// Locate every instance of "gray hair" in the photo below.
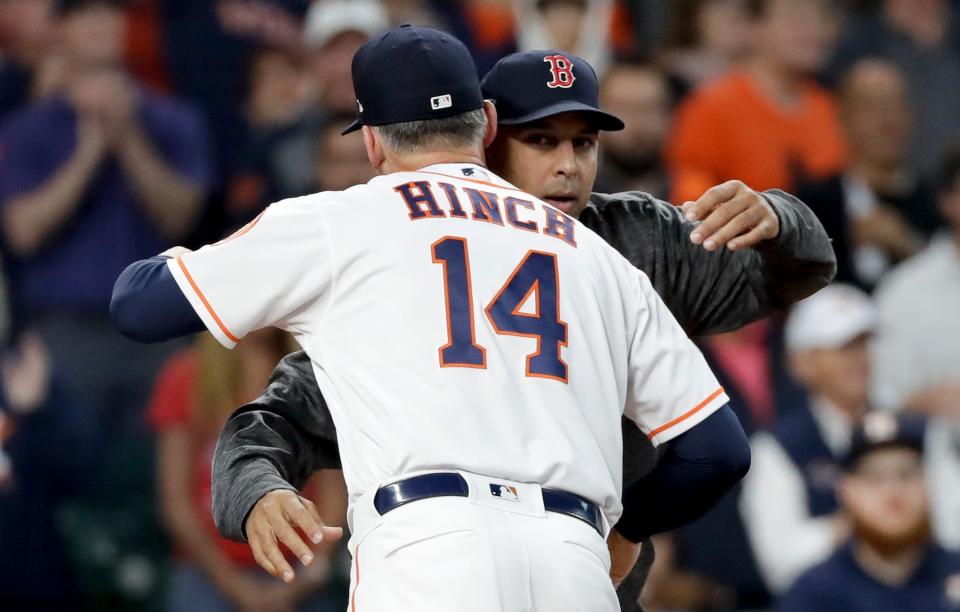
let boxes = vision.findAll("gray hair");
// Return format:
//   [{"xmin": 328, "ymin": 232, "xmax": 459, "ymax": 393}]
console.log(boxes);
[{"xmin": 374, "ymin": 108, "xmax": 488, "ymax": 153}]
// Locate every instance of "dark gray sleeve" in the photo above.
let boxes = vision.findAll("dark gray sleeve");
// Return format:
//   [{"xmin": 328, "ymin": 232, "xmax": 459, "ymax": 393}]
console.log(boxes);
[
  {"xmin": 211, "ymin": 350, "xmax": 340, "ymax": 542},
  {"xmin": 581, "ymin": 189, "xmax": 836, "ymax": 336}
]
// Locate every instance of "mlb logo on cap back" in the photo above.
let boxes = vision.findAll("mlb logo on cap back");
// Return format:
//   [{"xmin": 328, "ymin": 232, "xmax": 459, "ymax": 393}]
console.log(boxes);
[{"xmin": 431, "ymin": 94, "xmax": 453, "ymax": 110}]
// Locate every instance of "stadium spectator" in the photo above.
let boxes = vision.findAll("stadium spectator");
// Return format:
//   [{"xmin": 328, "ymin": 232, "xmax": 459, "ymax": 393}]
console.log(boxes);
[
  {"xmin": 781, "ymin": 413, "xmax": 960, "ymax": 612},
  {"xmin": 797, "ymin": 59, "xmax": 940, "ymax": 290},
  {"xmin": 871, "ymin": 141, "xmax": 960, "ymax": 550},
  {"xmin": 312, "ymin": 116, "xmax": 375, "ymax": 192},
  {"xmin": 666, "ymin": 0, "xmax": 846, "ymax": 203},
  {"xmin": 150, "ymin": 330, "xmax": 347, "ymax": 612},
  {"xmin": 226, "ymin": 44, "xmax": 311, "ymax": 226},
  {"xmin": 0, "ymin": 333, "xmax": 98, "ymax": 609},
  {"xmin": 827, "ymin": 0, "xmax": 960, "ymax": 178},
  {"xmin": 0, "ymin": 0, "xmax": 56, "ymax": 118},
  {"xmin": 0, "ymin": 0, "xmax": 213, "ymax": 463},
  {"xmin": 741, "ymin": 284, "xmax": 877, "ymax": 593},
  {"xmin": 595, "ymin": 61, "xmax": 671, "ymax": 199},
  {"xmin": 159, "ymin": 0, "xmax": 310, "ymax": 180},
  {"xmin": 225, "ymin": 0, "xmax": 388, "ymax": 219},
  {"xmin": 660, "ymin": 0, "xmax": 752, "ymax": 101},
  {"xmin": 513, "ymin": 0, "xmax": 615, "ymax": 76}
]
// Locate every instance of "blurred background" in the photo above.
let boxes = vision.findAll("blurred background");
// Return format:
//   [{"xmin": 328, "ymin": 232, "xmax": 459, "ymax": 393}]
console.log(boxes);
[{"xmin": 0, "ymin": 0, "xmax": 958, "ymax": 610}]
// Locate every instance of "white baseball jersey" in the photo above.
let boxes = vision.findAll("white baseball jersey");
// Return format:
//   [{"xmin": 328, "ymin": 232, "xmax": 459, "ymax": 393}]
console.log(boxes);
[{"xmin": 168, "ymin": 163, "xmax": 728, "ymax": 529}]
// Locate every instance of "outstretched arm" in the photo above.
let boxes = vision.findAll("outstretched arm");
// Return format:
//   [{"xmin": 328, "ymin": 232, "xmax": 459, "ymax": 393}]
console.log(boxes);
[
  {"xmin": 583, "ymin": 182, "xmax": 836, "ymax": 336},
  {"xmin": 211, "ymin": 350, "xmax": 340, "ymax": 543}
]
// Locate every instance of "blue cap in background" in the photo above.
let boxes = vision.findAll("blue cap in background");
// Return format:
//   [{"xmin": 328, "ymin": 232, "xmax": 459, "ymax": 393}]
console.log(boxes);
[
  {"xmin": 481, "ymin": 50, "xmax": 624, "ymax": 131},
  {"xmin": 343, "ymin": 25, "xmax": 484, "ymax": 134}
]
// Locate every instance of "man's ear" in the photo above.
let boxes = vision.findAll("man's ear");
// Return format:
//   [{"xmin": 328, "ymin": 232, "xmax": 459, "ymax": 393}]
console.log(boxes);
[
  {"xmin": 362, "ymin": 126, "xmax": 385, "ymax": 174},
  {"xmin": 482, "ymin": 100, "xmax": 498, "ymax": 149}
]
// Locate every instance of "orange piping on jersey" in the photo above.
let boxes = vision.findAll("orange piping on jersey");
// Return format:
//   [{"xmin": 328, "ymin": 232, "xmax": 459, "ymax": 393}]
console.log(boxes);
[
  {"xmin": 647, "ymin": 387, "xmax": 726, "ymax": 440},
  {"xmin": 176, "ymin": 256, "xmax": 241, "ymax": 343},
  {"xmin": 212, "ymin": 210, "xmax": 264, "ymax": 246},
  {"xmin": 350, "ymin": 545, "xmax": 361, "ymax": 612},
  {"xmin": 419, "ymin": 170, "xmax": 526, "ymax": 194}
]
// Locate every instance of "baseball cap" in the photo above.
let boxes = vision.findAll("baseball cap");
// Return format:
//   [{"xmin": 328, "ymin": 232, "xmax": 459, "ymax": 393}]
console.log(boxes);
[
  {"xmin": 842, "ymin": 412, "xmax": 926, "ymax": 471},
  {"xmin": 303, "ymin": 0, "xmax": 389, "ymax": 49},
  {"xmin": 784, "ymin": 283, "xmax": 877, "ymax": 352},
  {"xmin": 342, "ymin": 25, "xmax": 484, "ymax": 135},
  {"xmin": 480, "ymin": 50, "xmax": 624, "ymax": 131}
]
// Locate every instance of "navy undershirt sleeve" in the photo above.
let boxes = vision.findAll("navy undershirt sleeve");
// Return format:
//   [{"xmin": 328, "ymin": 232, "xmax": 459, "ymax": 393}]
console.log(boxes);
[
  {"xmin": 615, "ymin": 405, "xmax": 751, "ymax": 543},
  {"xmin": 110, "ymin": 256, "xmax": 206, "ymax": 343}
]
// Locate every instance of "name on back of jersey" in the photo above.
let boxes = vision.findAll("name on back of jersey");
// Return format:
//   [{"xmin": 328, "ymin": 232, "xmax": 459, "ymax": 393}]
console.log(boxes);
[{"xmin": 393, "ymin": 180, "xmax": 578, "ymax": 249}]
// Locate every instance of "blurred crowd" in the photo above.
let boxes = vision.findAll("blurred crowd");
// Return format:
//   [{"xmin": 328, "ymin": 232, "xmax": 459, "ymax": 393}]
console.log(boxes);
[{"xmin": 0, "ymin": 0, "xmax": 958, "ymax": 610}]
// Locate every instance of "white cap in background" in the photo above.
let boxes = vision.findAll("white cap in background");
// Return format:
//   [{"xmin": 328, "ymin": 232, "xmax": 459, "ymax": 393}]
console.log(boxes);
[
  {"xmin": 303, "ymin": 0, "xmax": 390, "ymax": 49},
  {"xmin": 784, "ymin": 283, "xmax": 877, "ymax": 352}
]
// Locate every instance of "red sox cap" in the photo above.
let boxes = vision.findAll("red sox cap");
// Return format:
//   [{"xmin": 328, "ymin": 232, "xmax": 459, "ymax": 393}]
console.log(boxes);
[
  {"xmin": 481, "ymin": 50, "xmax": 624, "ymax": 131},
  {"xmin": 342, "ymin": 25, "xmax": 485, "ymax": 135}
]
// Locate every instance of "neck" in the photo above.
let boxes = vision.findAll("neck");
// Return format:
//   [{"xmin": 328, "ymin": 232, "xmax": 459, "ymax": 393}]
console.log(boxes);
[
  {"xmin": 852, "ymin": 539, "xmax": 926, "ymax": 587},
  {"xmin": 749, "ymin": 57, "xmax": 804, "ymax": 108},
  {"xmin": 382, "ymin": 149, "xmax": 486, "ymax": 174},
  {"xmin": 849, "ymin": 159, "xmax": 910, "ymax": 194}
]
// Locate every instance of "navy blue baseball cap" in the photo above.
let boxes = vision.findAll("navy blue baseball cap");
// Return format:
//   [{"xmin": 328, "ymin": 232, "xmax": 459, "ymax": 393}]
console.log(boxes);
[
  {"xmin": 481, "ymin": 50, "xmax": 624, "ymax": 131},
  {"xmin": 342, "ymin": 25, "xmax": 485, "ymax": 135},
  {"xmin": 842, "ymin": 413, "xmax": 926, "ymax": 471}
]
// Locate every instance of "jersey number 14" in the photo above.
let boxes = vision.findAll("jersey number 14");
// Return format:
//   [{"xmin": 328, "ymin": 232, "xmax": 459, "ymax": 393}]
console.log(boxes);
[{"xmin": 432, "ymin": 236, "xmax": 568, "ymax": 382}]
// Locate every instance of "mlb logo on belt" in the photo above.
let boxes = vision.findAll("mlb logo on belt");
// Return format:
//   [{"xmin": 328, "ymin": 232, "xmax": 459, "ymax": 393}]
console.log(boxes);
[
  {"xmin": 489, "ymin": 483, "xmax": 520, "ymax": 501},
  {"xmin": 431, "ymin": 94, "xmax": 453, "ymax": 110}
]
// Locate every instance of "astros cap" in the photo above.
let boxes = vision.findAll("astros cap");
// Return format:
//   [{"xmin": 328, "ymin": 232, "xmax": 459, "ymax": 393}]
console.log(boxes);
[
  {"xmin": 481, "ymin": 50, "xmax": 624, "ymax": 131},
  {"xmin": 842, "ymin": 412, "xmax": 926, "ymax": 471},
  {"xmin": 784, "ymin": 283, "xmax": 877, "ymax": 353},
  {"xmin": 342, "ymin": 25, "xmax": 484, "ymax": 135}
]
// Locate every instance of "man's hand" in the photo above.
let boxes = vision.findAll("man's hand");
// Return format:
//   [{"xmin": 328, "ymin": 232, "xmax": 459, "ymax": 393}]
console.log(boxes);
[
  {"xmin": 245, "ymin": 489, "xmax": 343, "ymax": 583},
  {"xmin": 607, "ymin": 527, "xmax": 642, "ymax": 587},
  {"xmin": 682, "ymin": 180, "xmax": 780, "ymax": 252}
]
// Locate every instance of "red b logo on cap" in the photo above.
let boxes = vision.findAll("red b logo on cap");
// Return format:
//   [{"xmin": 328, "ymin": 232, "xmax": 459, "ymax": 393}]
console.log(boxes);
[{"xmin": 544, "ymin": 55, "xmax": 575, "ymax": 89}]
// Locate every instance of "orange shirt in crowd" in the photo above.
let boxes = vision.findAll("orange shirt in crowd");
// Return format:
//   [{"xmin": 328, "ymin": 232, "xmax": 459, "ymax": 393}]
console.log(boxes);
[{"xmin": 666, "ymin": 69, "xmax": 847, "ymax": 203}]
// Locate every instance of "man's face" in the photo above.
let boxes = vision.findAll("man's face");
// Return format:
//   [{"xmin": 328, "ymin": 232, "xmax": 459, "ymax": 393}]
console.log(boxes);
[
  {"xmin": 752, "ymin": 0, "xmax": 835, "ymax": 75},
  {"xmin": 316, "ymin": 127, "xmax": 374, "ymax": 191},
  {"xmin": 841, "ymin": 62, "xmax": 912, "ymax": 169},
  {"xmin": 790, "ymin": 334, "xmax": 872, "ymax": 412},
  {"xmin": 485, "ymin": 112, "xmax": 599, "ymax": 218},
  {"xmin": 599, "ymin": 66, "xmax": 670, "ymax": 173},
  {"xmin": 841, "ymin": 447, "xmax": 929, "ymax": 552},
  {"xmin": 59, "ymin": 4, "xmax": 124, "ymax": 70},
  {"xmin": 309, "ymin": 30, "xmax": 368, "ymax": 115}
]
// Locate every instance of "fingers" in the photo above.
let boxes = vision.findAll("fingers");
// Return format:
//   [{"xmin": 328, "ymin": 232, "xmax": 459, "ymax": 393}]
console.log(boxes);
[
  {"xmin": 261, "ymin": 525, "xmax": 297, "ymax": 583},
  {"xmin": 249, "ymin": 531, "xmax": 280, "ymax": 578},
  {"xmin": 683, "ymin": 180, "xmax": 743, "ymax": 222},
  {"xmin": 726, "ymin": 218, "xmax": 778, "ymax": 251},
  {"xmin": 267, "ymin": 512, "xmax": 314, "ymax": 572},
  {"xmin": 282, "ymin": 495, "xmax": 324, "ymax": 545},
  {"xmin": 689, "ymin": 191, "xmax": 752, "ymax": 250},
  {"xmin": 689, "ymin": 185, "xmax": 778, "ymax": 251}
]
